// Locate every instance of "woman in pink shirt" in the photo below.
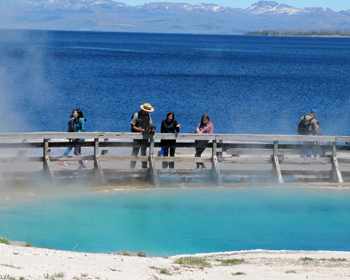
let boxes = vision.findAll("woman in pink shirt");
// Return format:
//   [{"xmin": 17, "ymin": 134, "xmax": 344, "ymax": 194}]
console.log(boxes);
[{"xmin": 195, "ymin": 114, "xmax": 214, "ymax": 169}]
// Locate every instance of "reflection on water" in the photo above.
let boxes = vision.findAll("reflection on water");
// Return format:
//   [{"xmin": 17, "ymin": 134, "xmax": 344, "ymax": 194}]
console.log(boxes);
[{"xmin": 0, "ymin": 185, "xmax": 350, "ymax": 256}]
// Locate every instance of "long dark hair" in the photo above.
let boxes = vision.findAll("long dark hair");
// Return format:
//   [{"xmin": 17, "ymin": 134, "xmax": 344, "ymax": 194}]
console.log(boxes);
[
  {"xmin": 200, "ymin": 114, "xmax": 210, "ymax": 126},
  {"xmin": 74, "ymin": 109, "xmax": 85, "ymax": 120},
  {"xmin": 166, "ymin": 111, "xmax": 175, "ymax": 121}
]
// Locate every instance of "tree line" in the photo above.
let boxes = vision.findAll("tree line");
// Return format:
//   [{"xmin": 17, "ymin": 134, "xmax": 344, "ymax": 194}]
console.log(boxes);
[{"xmin": 245, "ymin": 29, "xmax": 350, "ymax": 37}]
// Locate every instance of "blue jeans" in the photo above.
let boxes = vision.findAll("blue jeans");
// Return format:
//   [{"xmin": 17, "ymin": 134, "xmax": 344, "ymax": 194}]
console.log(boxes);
[{"xmin": 63, "ymin": 146, "xmax": 73, "ymax": 156}]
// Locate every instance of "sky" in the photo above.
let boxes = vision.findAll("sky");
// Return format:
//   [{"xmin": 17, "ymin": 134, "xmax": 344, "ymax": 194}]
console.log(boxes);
[{"xmin": 114, "ymin": 0, "xmax": 349, "ymax": 12}]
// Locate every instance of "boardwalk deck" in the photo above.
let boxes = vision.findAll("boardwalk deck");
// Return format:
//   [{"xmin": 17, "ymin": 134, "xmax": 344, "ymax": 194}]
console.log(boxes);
[{"xmin": 0, "ymin": 132, "xmax": 350, "ymax": 186}]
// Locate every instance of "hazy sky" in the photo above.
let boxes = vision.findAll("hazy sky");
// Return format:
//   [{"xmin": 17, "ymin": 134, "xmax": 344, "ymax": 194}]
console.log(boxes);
[{"xmin": 115, "ymin": 0, "xmax": 349, "ymax": 12}]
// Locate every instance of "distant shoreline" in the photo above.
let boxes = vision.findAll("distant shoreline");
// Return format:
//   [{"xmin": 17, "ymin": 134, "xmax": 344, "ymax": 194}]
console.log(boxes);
[
  {"xmin": 245, "ymin": 30, "xmax": 350, "ymax": 38},
  {"xmin": 246, "ymin": 35, "xmax": 350, "ymax": 38}
]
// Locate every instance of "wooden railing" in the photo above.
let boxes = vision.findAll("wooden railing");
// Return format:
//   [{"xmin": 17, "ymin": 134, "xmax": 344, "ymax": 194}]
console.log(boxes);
[{"xmin": 0, "ymin": 132, "xmax": 350, "ymax": 186}]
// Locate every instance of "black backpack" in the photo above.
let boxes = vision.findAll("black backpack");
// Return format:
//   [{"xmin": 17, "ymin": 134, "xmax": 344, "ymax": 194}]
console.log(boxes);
[
  {"xmin": 297, "ymin": 115, "xmax": 313, "ymax": 135},
  {"xmin": 131, "ymin": 111, "xmax": 140, "ymax": 121},
  {"xmin": 131, "ymin": 111, "xmax": 150, "ymax": 131}
]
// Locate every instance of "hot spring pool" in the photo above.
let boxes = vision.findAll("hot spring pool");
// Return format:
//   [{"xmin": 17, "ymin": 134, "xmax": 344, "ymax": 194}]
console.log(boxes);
[{"xmin": 1, "ymin": 186, "xmax": 350, "ymax": 256}]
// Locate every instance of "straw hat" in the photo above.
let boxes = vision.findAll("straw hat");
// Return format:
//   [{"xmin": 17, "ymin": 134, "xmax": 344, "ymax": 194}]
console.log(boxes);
[{"xmin": 140, "ymin": 103, "xmax": 154, "ymax": 112}]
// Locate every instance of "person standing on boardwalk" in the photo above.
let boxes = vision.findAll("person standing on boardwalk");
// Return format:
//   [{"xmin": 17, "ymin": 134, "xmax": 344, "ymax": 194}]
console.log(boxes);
[
  {"xmin": 161, "ymin": 111, "xmax": 181, "ymax": 169},
  {"xmin": 195, "ymin": 114, "xmax": 214, "ymax": 169},
  {"xmin": 130, "ymin": 103, "xmax": 155, "ymax": 169},
  {"xmin": 72, "ymin": 109, "xmax": 86, "ymax": 169},
  {"xmin": 297, "ymin": 108, "xmax": 318, "ymax": 158},
  {"xmin": 59, "ymin": 111, "xmax": 75, "ymax": 166}
]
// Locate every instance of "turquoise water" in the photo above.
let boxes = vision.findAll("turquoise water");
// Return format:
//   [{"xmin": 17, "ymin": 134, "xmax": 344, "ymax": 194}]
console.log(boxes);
[{"xmin": 1, "ymin": 187, "xmax": 350, "ymax": 256}]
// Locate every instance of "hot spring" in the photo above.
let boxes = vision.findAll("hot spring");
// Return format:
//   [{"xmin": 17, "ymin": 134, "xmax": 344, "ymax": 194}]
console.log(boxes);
[{"xmin": 1, "ymin": 185, "xmax": 350, "ymax": 256}]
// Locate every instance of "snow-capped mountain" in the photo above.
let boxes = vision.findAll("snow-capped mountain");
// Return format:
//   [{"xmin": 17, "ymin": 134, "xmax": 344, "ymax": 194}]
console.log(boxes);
[{"xmin": 0, "ymin": 0, "xmax": 349, "ymax": 34}]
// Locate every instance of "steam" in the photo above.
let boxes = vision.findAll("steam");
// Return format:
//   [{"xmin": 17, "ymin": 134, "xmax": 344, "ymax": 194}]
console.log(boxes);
[{"xmin": 0, "ymin": 29, "xmax": 57, "ymax": 132}]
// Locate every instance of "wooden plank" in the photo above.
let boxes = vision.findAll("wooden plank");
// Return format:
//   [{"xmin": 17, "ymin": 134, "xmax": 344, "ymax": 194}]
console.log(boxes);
[
  {"xmin": 214, "ymin": 134, "xmax": 336, "ymax": 143},
  {"xmin": 280, "ymin": 157, "xmax": 330, "ymax": 165},
  {"xmin": 154, "ymin": 156, "xmax": 212, "ymax": 163},
  {"xmin": 220, "ymin": 170, "xmax": 272, "ymax": 178},
  {"xmin": 0, "ymin": 142, "xmax": 43, "ymax": 149},
  {"xmin": 157, "ymin": 169, "xmax": 212, "ymax": 178},
  {"xmin": 0, "ymin": 132, "xmax": 339, "ymax": 143},
  {"xmin": 100, "ymin": 155, "xmax": 149, "ymax": 162},
  {"xmin": 103, "ymin": 169, "xmax": 148, "ymax": 178},
  {"xmin": 281, "ymin": 170, "xmax": 330, "ymax": 179},
  {"xmin": 99, "ymin": 155, "xmax": 212, "ymax": 163},
  {"xmin": 218, "ymin": 157, "xmax": 272, "ymax": 164},
  {"xmin": 0, "ymin": 157, "xmax": 43, "ymax": 163},
  {"xmin": 50, "ymin": 155, "xmax": 94, "ymax": 162}
]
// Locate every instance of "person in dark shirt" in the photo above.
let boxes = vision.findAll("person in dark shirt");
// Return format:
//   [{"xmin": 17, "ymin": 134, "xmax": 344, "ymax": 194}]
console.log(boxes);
[{"xmin": 161, "ymin": 111, "xmax": 181, "ymax": 169}]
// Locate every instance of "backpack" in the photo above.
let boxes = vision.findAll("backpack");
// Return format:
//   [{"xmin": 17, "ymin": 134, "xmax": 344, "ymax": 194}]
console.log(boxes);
[
  {"xmin": 297, "ymin": 115, "xmax": 313, "ymax": 135},
  {"xmin": 131, "ymin": 111, "xmax": 140, "ymax": 121},
  {"xmin": 131, "ymin": 111, "xmax": 150, "ymax": 131}
]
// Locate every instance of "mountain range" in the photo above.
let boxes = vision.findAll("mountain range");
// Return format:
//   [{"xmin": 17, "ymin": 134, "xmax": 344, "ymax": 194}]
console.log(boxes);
[{"xmin": 0, "ymin": 0, "xmax": 349, "ymax": 34}]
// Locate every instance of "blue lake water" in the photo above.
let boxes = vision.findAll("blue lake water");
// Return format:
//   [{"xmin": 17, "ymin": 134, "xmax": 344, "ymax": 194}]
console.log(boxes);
[
  {"xmin": 1, "ymin": 30, "xmax": 350, "ymax": 135},
  {"xmin": 1, "ymin": 30, "xmax": 350, "ymax": 255},
  {"xmin": 1, "ymin": 187, "xmax": 350, "ymax": 256}
]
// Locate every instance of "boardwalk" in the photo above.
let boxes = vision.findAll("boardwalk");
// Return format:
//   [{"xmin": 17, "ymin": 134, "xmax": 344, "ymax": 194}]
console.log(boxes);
[{"xmin": 0, "ymin": 132, "xmax": 350, "ymax": 186}]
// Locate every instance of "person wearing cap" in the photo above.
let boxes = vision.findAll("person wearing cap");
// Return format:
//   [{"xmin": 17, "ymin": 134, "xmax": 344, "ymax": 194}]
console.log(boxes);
[
  {"xmin": 130, "ymin": 103, "xmax": 154, "ymax": 169},
  {"xmin": 298, "ymin": 109, "xmax": 318, "ymax": 136},
  {"xmin": 298, "ymin": 108, "xmax": 318, "ymax": 158}
]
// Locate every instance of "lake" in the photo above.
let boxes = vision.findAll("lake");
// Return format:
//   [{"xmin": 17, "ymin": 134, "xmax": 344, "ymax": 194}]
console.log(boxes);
[{"xmin": 0, "ymin": 30, "xmax": 350, "ymax": 135}]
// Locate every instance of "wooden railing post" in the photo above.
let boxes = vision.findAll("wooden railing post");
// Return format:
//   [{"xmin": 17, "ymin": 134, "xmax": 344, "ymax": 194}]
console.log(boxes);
[
  {"xmin": 211, "ymin": 140, "xmax": 222, "ymax": 185},
  {"xmin": 43, "ymin": 139, "xmax": 54, "ymax": 179},
  {"xmin": 272, "ymin": 140, "xmax": 283, "ymax": 184},
  {"xmin": 217, "ymin": 140, "xmax": 223, "ymax": 156},
  {"xmin": 101, "ymin": 138, "xmax": 109, "ymax": 155},
  {"xmin": 331, "ymin": 142, "xmax": 343, "ymax": 183},
  {"xmin": 94, "ymin": 138, "xmax": 106, "ymax": 184},
  {"xmin": 148, "ymin": 138, "xmax": 159, "ymax": 186}
]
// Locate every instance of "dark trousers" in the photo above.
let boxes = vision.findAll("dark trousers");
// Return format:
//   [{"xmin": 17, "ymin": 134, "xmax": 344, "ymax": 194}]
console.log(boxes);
[
  {"xmin": 162, "ymin": 140, "xmax": 176, "ymax": 169},
  {"xmin": 130, "ymin": 139, "xmax": 149, "ymax": 169},
  {"xmin": 195, "ymin": 140, "xmax": 208, "ymax": 168},
  {"xmin": 73, "ymin": 140, "xmax": 85, "ymax": 166}
]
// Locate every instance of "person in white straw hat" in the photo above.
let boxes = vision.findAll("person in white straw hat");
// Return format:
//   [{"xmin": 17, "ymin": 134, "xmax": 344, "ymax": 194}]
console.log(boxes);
[{"xmin": 130, "ymin": 103, "xmax": 155, "ymax": 168}]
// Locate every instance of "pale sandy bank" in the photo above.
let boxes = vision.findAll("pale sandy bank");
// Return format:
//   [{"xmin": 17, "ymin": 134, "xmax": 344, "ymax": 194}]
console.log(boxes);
[{"xmin": 1, "ymin": 244, "xmax": 350, "ymax": 280}]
